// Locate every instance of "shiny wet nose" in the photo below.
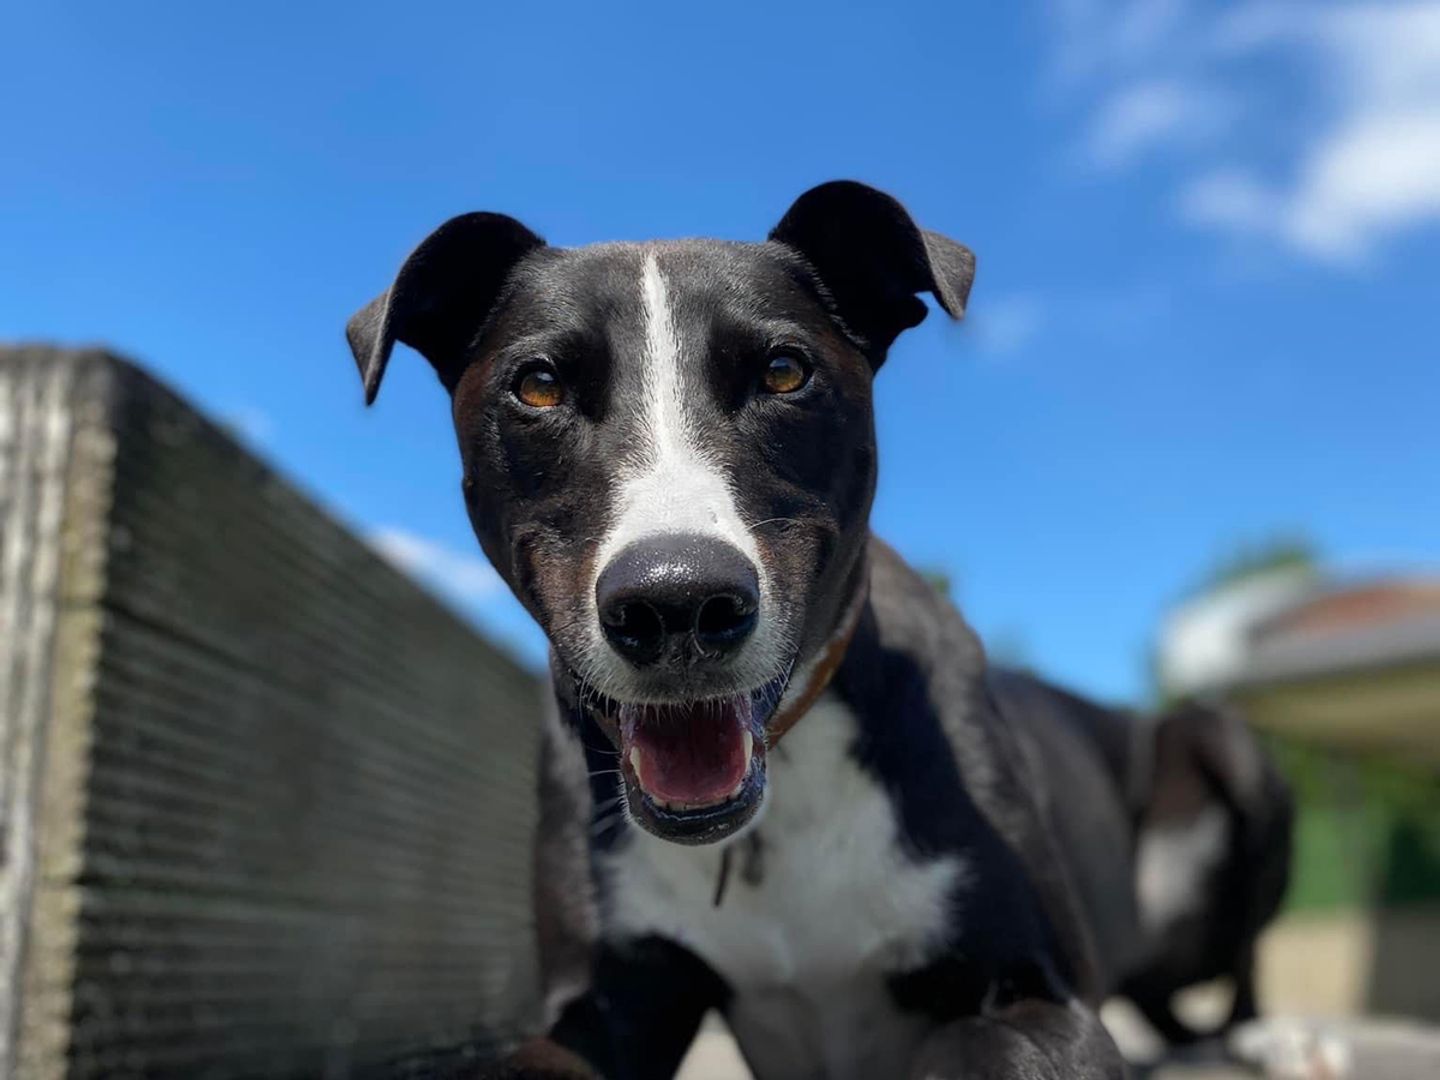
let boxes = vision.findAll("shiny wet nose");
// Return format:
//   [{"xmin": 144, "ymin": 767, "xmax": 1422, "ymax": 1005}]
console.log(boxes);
[{"xmin": 596, "ymin": 535, "xmax": 760, "ymax": 667}]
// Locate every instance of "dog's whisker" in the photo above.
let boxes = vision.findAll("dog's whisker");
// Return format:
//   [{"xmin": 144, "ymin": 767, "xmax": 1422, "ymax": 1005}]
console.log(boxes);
[{"xmin": 590, "ymin": 794, "xmax": 626, "ymax": 815}]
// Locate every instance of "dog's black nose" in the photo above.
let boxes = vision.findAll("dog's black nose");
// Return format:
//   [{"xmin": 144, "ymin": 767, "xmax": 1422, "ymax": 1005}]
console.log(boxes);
[{"xmin": 596, "ymin": 535, "xmax": 759, "ymax": 667}]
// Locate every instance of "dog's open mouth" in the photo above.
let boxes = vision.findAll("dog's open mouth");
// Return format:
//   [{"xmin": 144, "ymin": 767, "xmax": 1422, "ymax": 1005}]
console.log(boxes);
[
  {"xmin": 580, "ymin": 673, "xmax": 788, "ymax": 844},
  {"xmin": 623, "ymin": 698, "xmax": 755, "ymax": 809}
]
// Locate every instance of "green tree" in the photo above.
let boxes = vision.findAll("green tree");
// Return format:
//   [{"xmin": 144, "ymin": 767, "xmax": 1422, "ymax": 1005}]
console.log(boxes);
[
  {"xmin": 1200, "ymin": 534, "xmax": 1322, "ymax": 594},
  {"xmin": 1149, "ymin": 533, "xmax": 1323, "ymax": 706}
]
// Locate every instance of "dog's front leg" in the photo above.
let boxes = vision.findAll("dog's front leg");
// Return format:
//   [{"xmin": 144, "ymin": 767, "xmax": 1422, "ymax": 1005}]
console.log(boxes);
[
  {"xmin": 909, "ymin": 999, "xmax": 1125, "ymax": 1080},
  {"xmin": 476, "ymin": 935, "xmax": 724, "ymax": 1080}
]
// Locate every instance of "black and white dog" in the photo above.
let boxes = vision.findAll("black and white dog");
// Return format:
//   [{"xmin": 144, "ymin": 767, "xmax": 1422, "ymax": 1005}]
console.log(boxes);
[
  {"xmin": 1122, "ymin": 699, "xmax": 1293, "ymax": 1052},
  {"xmin": 346, "ymin": 182, "xmax": 1281, "ymax": 1079}
]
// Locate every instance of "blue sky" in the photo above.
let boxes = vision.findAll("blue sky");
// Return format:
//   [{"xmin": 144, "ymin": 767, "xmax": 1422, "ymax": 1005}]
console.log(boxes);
[{"xmin": 4, "ymin": 1, "xmax": 1438, "ymax": 703}]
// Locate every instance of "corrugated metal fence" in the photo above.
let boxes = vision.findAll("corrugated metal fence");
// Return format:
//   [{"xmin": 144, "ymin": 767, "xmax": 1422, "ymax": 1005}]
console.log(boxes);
[{"xmin": 1, "ymin": 346, "xmax": 542, "ymax": 1078}]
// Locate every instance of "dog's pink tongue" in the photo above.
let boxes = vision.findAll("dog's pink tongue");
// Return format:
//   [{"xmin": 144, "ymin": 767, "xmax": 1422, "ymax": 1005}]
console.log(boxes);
[{"xmin": 623, "ymin": 697, "xmax": 752, "ymax": 807}]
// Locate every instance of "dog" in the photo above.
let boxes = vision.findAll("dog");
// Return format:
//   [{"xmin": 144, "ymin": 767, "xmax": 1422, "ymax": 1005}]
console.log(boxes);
[
  {"xmin": 347, "ymin": 180, "xmax": 1196, "ymax": 1079},
  {"xmin": 984, "ymin": 677, "xmax": 1294, "ymax": 1059},
  {"xmin": 1121, "ymin": 699, "xmax": 1294, "ymax": 1050}
]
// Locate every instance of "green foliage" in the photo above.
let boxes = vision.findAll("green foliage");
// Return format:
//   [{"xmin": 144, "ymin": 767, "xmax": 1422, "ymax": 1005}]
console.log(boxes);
[
  {"xmin": 1199, "ymin": 534, "xmax": 1322, "ymax": 595},
  {"xmin": 1267, "ymin": 733, "xmax": 1440, "ymax": 912},
  {"xmin": 917, "ymin": 567, "xmax": 953, "ymax": 599}
]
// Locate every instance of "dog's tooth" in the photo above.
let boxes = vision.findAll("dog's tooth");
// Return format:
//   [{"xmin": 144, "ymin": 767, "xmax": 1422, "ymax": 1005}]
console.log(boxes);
[
  {"xmin": 741, "ymin": 729, "xmax": 754, "ymax": 771},
  {"xmin": 628, "ymin": 746, "xmax": 644, "ymax": 783}
]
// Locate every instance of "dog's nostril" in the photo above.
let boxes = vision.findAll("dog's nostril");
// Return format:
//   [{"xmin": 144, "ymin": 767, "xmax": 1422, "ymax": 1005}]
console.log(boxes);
[
  {"xmin": 695, "ymin": 594, "xmax": 758, "ymax": 653},
  {"xmin": 603, "ymin": 599, "xmax": 666, "ymax": 664}
]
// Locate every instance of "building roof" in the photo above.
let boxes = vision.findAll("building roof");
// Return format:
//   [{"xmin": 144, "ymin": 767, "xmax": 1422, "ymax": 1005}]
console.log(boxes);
[
  {"xmin": 1159, "ymin": 573, "xmax": 1440, "ymax": 695},
  {"xmin": 1239, "ymin": 582, "xmax": 1440, "ymax": 687},
  {"xmin": 1160, "ymin": 572, "xmax": 1440, "ymax": 758},
  {"xmin": 1156, "ymin": 570, "xmax": 1317, "ymax": 696}
]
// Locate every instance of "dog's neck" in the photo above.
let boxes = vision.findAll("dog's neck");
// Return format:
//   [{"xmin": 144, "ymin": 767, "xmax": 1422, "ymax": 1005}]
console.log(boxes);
[{"xmin": 766, "ymin": 575, "xmax": 869, "ymax": 748}]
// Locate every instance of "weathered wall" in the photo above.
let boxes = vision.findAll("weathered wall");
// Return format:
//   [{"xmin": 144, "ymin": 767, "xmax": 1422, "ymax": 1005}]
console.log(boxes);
[{"xmin": 1, "ymin": 346, "xmax": 542, "ymax": 1078}]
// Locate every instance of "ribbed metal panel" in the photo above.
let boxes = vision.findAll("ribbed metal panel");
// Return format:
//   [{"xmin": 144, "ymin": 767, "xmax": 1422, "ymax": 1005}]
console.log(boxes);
[{"xmin": 1, "ymin": 347, "xmax": 542, "ymax": 1078}]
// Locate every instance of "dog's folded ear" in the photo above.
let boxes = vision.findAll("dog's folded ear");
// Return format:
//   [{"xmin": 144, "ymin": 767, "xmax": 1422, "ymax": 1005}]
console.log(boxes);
[
  {"xmin": 346, "ymin": 212, "xmax": 545, "ymax": 404},
  {"xmin": 769, "ymin": 180, "xmax": 975, "ymax": 362}
]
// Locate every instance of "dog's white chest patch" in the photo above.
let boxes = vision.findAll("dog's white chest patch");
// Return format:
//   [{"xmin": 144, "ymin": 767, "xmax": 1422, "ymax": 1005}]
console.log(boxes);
[
  {"xmin": 600, "ymin": 694, "xmax": 965, "ymax": 1079},
  {"xmin": 1135, "ymin": 805, "xmax": 1229, "ymax": 934}
]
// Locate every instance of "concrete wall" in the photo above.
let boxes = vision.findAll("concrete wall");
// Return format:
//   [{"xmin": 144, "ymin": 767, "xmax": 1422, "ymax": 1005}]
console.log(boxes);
[
  {"xmin": 1257, "ymin": 907, "xmax": 1440, "ymax": 1022},
  {"xmin": 1, "ymin": 347, "xmax": 542, "ymax": 1078}
]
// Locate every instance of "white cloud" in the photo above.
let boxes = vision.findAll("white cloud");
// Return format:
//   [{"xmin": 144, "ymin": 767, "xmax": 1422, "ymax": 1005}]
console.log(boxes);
[
  {"xmin": 1085, "ymin": 79, "xmax": 1228, "ymax": 168},
  {"xmin": 1052, "ymin": 1, "xmax": 1440, "ymax": 265},
  {"xmin": 220, "ymin": 405, "xmax": 274, "ymax": 446},
  {"xmin": 1200, "ymin": 2, "xmax": 1440, "ymax": 263},
  {"xmin": 1048, "ymin": 3, "xmax": 1232, "ymax": 169},
  {"xmin": 972, "ymin": 293, "xmax": 1046, "ymax": 356},
  {"xmin": 1177, "ymin": 166, "xmax": 1277, "ymax": 233},
  {"xmin": 368, "ymin": 526, "xmax": 501, "ymax": 603},
  {"xmin": 1049, "ymin": 0, "xmax": 1197, "ymax": 85},
  {"xmin": 1110, "ymin": 0, "xmax": 1192, "ymax": 59},
  {"xmin": 1282, "ymin": 111, "xmax": 1440, "ymax": 261}
]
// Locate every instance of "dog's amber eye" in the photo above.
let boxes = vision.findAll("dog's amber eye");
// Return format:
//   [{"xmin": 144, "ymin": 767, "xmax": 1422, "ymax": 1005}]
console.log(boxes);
[
  {"xmin": 761, "ymin": 353, "xmax": 810, "ymax": 395},
  {"xmin": 513, "ymin": 363, "xmax": 564, "ymax": 408}
]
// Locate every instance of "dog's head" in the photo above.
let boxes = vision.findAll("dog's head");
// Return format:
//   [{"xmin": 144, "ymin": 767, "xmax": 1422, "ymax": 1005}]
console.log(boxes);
[{"xmin": 348, "ymin": 181, "xmax": 974, "ymax": 844}]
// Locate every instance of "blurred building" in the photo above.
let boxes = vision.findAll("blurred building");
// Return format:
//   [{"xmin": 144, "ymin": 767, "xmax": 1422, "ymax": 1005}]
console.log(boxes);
[
  {"xmin": 1161, "ymin": 574, "xmax": 1440, "ymax": 762},
  {"xmin": 1158, "ymin": 571, "xmax": 1440, "ymax": 1022}
]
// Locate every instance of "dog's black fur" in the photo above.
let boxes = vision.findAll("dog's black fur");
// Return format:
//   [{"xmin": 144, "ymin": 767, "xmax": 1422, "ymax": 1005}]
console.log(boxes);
[
  {"xmin": 348, "ymin": 182, "xmax": 1290, "ymax": 1079},
  {"xmin": 1120, "ymin": 700, "xmax": 1294, "ymax": 1048}
]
